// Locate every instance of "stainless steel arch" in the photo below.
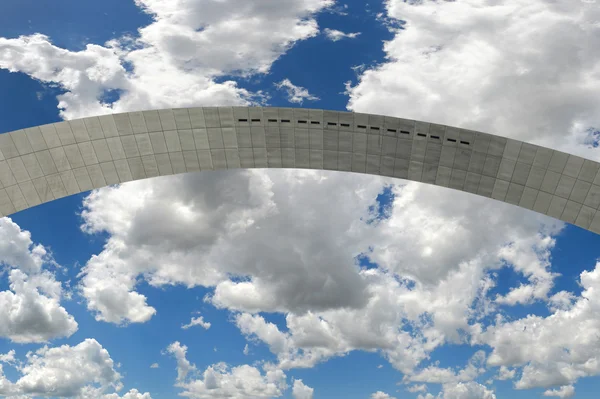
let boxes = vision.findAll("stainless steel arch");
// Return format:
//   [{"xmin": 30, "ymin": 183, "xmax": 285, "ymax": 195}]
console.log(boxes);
[{"xmin": 1, "ymin": 107, "xmax": 599, "ymax": 234}]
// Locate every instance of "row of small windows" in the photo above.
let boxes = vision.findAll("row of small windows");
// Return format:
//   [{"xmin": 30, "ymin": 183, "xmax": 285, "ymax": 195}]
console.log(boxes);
[{"xmin": 236, "ymin": 118, "xmax": 471, "ymax": 146}]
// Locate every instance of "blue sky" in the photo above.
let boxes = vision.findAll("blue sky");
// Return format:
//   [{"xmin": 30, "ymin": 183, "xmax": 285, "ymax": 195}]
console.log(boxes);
[{"xmin": 1, "ymin": 1, "xmax": 600, "ymax": 399}]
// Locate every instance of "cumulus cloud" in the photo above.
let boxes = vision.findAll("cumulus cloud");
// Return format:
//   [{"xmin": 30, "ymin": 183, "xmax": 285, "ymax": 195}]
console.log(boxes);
[
  {"xmin": 103, "ymin": 389, "xmax": 153, "ymax": 399},
  {"xmin": 495, "ymin": 366, "xmax": 515, "ymax": 381},
  {"xmin": 79, "ymin": 170, "xmax": 376, "ymax": 323},
  {"xmin": 183, "ymin": 364, "xmax": 287, "ymax": 399},
  {"xmin": 437, "ymin": 382, "xmax": 496, "ymax": 399},
  {"xmin": 473, "ymin": 263, "xmax": 600, "ymax": 389},
  {"xmin": 407, "ymin": 384, "xmax": 427, "ymax": 393},
  {"xmin": 0, "ymin": 350, "xmax": 16, "ymax": 365},
  {"xmin": 332, "ymin": 0, "xmax": 600, "ymax": 388},
  {"xmin": 77, "ymin": 246, "xmax": 157, "ymax": 324},
  {"xmin": 0, "ymin": 218, "xmax": 51, "ymax": 274},
  {"xmin": 473, "ymin": 261, "xmax": 600, "ymax": 389},
  {"xmin": 292, "ymin": 379, "xmax": 313, "ymax": 399},
  {"xmin": 0, "ymin": 218, "xmax": 77, "ymax": 343},
  {"xmin": 78, "ymin": 166, "xmax": 562, "ymax": 379},
  {"xmin": 0, "ymin": 269, "xmax": 78, "ymax": 343},
  {"xmin": 405, "ymin": 351, "xmax": 486, "ymax": 385},
  {"xmin": 0, "ymin": 364, "xmax": 16, "ymax": 396},
  {"xmin": 370, "ymin": 392, "xmax": 396, "ymax": 399},
  {"xmin": 323, "ymin": 28, "xmax": 361, "ymax": 41},
  {"xmin": 543, "ymin": 385, "xmax": 575, "ymax": 398},
  {"xmin": 165, "ymin": 342, "xmax": 196, "ymax": 383},
  {"xmin": 150, "ymin": 363, "xmax": 159, "ymax": 369},
  {"xmin": 274, "ymin": 79, "xmax": 320, "ymax": 104},
  {"xmin": 0, "ymin": 339, "xmax": 148, "ymax": 398},
  {"xmin": 0, "ymin": 0, "xmax": 335, "ymax": 119},
  {"xmin": 16, "ymin": 339, "xmax": 122, "ymax": 397},
  {"xmin": 166, "ymin": 340, "xmax": 287, "ymax": 399},
  {"xmin": 182, "ymin": 314, "xmax": 211, "ymax": 330},
  {"xmin": 346, "ymin": 0, "xmax": 600, "ymax": 159}
]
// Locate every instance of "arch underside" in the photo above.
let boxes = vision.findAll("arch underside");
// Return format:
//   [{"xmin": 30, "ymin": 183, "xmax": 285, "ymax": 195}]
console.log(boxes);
[{"xmin": 0, "ymin": 107, "xmax": 599, "ymax": 234}]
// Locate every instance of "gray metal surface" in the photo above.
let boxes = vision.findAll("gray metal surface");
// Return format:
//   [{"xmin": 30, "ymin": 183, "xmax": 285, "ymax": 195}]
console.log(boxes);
[{"xmin": 1, "ymin": 107, "xmax": 599, "ymax": 234}]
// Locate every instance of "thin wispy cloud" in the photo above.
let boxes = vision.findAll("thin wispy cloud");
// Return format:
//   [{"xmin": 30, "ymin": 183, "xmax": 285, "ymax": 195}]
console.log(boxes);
[
  {"xmin": 274, "ymin": 79, "xmax": 320, "ymax": 104},
  {"xmin": 181, "ymin": 314, "xmax": 211, "ymax": 330},
  {"xmin": 323, "ymin": 28, "xmax": 361, "ymax": 41}
]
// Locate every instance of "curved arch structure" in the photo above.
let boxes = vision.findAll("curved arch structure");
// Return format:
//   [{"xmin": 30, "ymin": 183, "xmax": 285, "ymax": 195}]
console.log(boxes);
[{"xmin": 0, "ymin": 107, "xmax": 599, "ymax": 233}]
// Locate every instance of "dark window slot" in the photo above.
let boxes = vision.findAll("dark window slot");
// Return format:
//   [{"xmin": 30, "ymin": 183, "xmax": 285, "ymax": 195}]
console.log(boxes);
[
  {"xmin": 238, "ymin": 119, "xmax": 248, "ymax": 122},
  {"xmin": 251, "ymin": 119, "xmax": 261, "ymax": 122},
  {"xmin": 387, "ymin": 129, "xmax": 397, "ymax": 133},
  {"xmin": 447, "ymin": 138, "xmax": 457, "ymax": 142},
  {"xmin": 370, "ymin": 126, "xmax": 380, "ymax": 131},
  {"xmin": 281, "ymin": 119, "xmax": 291, "ymax": 123},
  {"xmin": 431, "ymin": 135, "xmax": 440, "ymax": 139},
  {"xmin": 327, "ymin": 122, "xmax": 337, "ymax": 126},
  {"xmin": 298, "ymin": 120, "xmax": 307, "ymax": 124},
  {"xmin": 417, "ymin": 133, "xmax": 427, "ymax": 137},
  {"xmin": 340, "ymin": 123, "xmax": 350, "ymax": 127},
  {"xmin": 268, "ymin": 119, "xmax": 277, "ymax": 122},
  {"xmin": 357, "ymin": 124, "xmax": 367, "ymax": 129},
  {"xmin": 460, "ymin": 141, "xmax": 470, "ymax": 145},
  {"xmin": 400, "ymin": 130, "xmax": 410, "ymax": 135},
  {"xmin": 310, "ymin": 121, "xmax": 320, "ymax": 125}
]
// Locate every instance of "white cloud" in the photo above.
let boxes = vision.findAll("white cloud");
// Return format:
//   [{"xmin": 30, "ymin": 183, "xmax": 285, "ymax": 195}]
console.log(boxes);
[
  {"xmin": 0, "ymin": 269, "xmax": 78, "ymax": 343},
  {"xmin": 0, "ymin": 364, "xmax": 16, "ymax": 396},
  {"xmin": 0, "ymin": 0, "xmax": 335, "ymax": 119},
  {"xmin": 473, "ymin": 261, "xmax": 600, "ymax": 389},
  {"xmin": 79, "ymin": 170, "xmax": 376, "ymax": 323},
  {"xmin": 0, "ymin": 218, "xmax": 77, "ymax": 343},
  {"xmin": 346, "ymin": 0, "xmax": 600, "ymax": 160},
  {"xmin": 0, "ymin": 218, "xmax": 50, "ymax": 274},
  {"xmin": 323, "ymin": 28, "xmax": 361, "ymax": 41},
  {"xmin": 103, "ymin": 389, "xmax": 153, "ymax": 399},
  {"xmin": 243, "ymin": 344, "xmax": 250, "ymax": 356},
  {"xmin": 150, "ymin": 363, "xmax": 159, "ymax": 369},
  {"xmin": 438, "ymin": 382, "xmax": 496, "ymax": 399},
  {"xmin": 405, "ymin": 351, "xmax": 486, "ymax": 385},
  {"xmin": 165, "ymin": 342, "xmax": 288, "ymax": 399},
  {"xmin": 0, "ymin": 339, "xmax": 149, "ymax": 399},
  {"xmin": 292, "ymin": 379, "xmax": 313, "ymax": 399},
  {"xmin": 543, "ymin": 385, "xmax": 575, "ymax": 398},
  {"xmin": 411, "ymin": 382, "xmax": 495, "ymax": 399},
  {"xmin": 182, "ymin": 315, "xmax": 211, "ymax": 330},
  {"xmin": 0, "ymin": 350, "xmax": 16, "ymax": 365},
  {"xmin": 2, "ymin": 218, "xmax": 84, "ymax": 347},
  {"xmin": 493, "ymin": 234, "xmax": 557, "ymax": 306},
  {"xmin": 78, "ymin": 245, "xmax": 157, "ymax": 324},
  {"xmin": 78, "ymin": 168, "xmax": 561, "ymax": 379},
  {"xmin": 495, "ymin": 366, "xmax": 515, "ymax": 381},
  {"xmin": 181, "ymin": 364, "xmax": 287, "ymax": 399},
  {"xmin": 274, "ymin": 79, "xmax": 320, "ymax": 104},
  {"xmin": 370, "ymin": 392, "xmax": 396, "ymax": 399},
  {"xmin": 407, "ymin": 384, "xmax": 427, "ymax": 393},
  {"xmin": 165, "ymin": 342, "xmax": 196, "ymax": 383},
  {"xmin": 548, "ymin": 291, "xmax": 576, "ymax": 312}
]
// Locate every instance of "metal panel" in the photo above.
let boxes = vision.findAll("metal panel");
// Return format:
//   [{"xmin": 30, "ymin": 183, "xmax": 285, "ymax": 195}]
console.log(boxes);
[{"xmin": 10, "ymin": 130, "xmax": 33, "ymax": 155}]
